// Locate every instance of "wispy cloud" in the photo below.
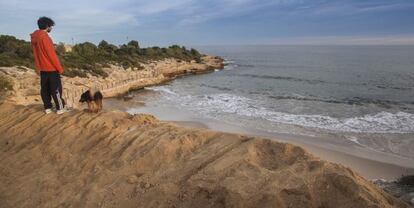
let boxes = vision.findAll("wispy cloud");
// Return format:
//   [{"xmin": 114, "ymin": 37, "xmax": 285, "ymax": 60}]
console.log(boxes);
[
  {"xmin": 300, "ymin": 1, "xmax": 414, "ymax": 16},
  {"xmin": 177, "ymin": 0, "xmax": 301, "ymax": 26},
  {"xmin": 132, "ymin": 0, "xmax": 194, "ymax": 15},
  {"xmin": 0, "ymin": 0, "xmax": 413, "ymax": 45}
]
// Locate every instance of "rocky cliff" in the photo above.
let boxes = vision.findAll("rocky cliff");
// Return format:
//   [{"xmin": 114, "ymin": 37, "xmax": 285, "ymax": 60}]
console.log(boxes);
[{"xmin": 0, "ymin": 55, "xmax": 224, "ymax": 108}]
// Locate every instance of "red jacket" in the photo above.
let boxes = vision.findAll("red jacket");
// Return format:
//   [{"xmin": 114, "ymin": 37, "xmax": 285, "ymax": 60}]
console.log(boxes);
[{"xmin": 30, "ymin": 30, "xmax": 64, "ymax": 74}]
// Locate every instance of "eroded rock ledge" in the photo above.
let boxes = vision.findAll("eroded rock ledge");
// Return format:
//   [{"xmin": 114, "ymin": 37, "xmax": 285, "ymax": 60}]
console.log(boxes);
[{"xmin": 0, "ymin": 55, "xmax": 224, "ymax": 108}]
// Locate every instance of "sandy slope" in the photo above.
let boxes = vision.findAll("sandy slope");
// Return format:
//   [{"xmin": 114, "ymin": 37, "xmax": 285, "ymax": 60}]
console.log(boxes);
[{"xmin": 0, "ymin": 103, "xmax": 409, "ymax": 208}]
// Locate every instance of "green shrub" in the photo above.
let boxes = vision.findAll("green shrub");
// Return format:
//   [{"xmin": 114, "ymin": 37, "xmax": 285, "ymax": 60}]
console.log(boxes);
[
  {"xmin": 0, "ymin": 75, "xmax": 13, "ymax": 91},
  {"xmin": 90, "ymin": 67, "xmax": 108, "ymax": 78},
  {"xmin": 121, "ymin": 61, "xmax": 131, "ymax": 69},
  {"xmin": 0, "ymin": 36, "xmax": 34, "ymax": 68},
  {"xmin": 127, "ymin": 40, "xmax": 139, "ymax": 49},
  {"xmin": 55, "ymin": 43, "xmax": 66, "ymax": 56},
  {"xmin": 0, "ymin": 34, "xmax": 204, "ymax": 78},
  {"xmin": 63, "ymin": 69, "xmax": 88, "ymax": 78}
]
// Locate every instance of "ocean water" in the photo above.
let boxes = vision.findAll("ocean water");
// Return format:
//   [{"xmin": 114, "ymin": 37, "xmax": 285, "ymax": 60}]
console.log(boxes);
[{"xmin": 124, "ymin": 45, "xmax": 414, "ymax": 159}]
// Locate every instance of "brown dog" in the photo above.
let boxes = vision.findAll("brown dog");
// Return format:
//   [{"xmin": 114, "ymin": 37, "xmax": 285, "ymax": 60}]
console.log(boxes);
[{"xmin": 79, "ymin": 90, "xmax": 103, "ymax": 113}]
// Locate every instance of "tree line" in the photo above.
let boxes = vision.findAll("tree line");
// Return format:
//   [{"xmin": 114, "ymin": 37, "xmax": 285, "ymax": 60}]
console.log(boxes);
[{"xmin": 0, "ymin": 35, "xmax": 203, "ymax": 78}]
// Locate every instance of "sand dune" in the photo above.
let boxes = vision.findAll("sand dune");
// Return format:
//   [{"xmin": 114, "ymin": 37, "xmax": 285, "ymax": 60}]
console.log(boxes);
[{"xmin": 0, "ymin": 103, "xmax": 409, "ymax": 207}]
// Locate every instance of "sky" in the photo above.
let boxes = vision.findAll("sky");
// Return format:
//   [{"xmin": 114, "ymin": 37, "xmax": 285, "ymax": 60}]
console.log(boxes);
[{"xmin": 1, "ymin": 0, "xmax": 414, "ymax": 46}]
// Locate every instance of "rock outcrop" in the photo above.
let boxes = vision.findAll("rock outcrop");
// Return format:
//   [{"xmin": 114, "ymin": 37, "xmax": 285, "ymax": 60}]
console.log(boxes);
[
  {"xmin": 0, "ymin": 56, "xmax": 224, "ymax": 108},
  {"xmin": 0, "ymin": 103, "xmax": 408, "ymax": 208}
]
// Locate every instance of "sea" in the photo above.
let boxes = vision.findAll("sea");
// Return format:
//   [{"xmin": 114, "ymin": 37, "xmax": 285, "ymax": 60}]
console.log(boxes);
[{"xmin": 108, "ymin": 45, "xmax": 414, "ymax": 161}]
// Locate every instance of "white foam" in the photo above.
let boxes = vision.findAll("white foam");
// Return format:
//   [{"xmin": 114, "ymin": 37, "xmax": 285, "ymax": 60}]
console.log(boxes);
[
  {"xmin": 145, "ymin": 86, "xmax": 177, "ymax": 95},
  {"xmin": 146, "ymin": 88, "xmax": 414, "ymax": 133},
  {"xmin": 165, "ymin": 93, "xmax": 414, "ymax": 134},
  {"xmin": 223, "ymin": 60, "xmax": 239, "ymax": 70},
  {"xmin": 224, "ymin": 65, "xmax": 235, "ymax": 70},
  {"xmin": 346, "ymin": 136, "xmax": 363, "ymax": 146}
]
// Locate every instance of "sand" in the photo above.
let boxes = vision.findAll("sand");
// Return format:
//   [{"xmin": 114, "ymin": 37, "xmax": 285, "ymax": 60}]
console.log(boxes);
[
  {"xmin": 172, "ymin": 120, "xmax": 414, "ymax": 181},
  {"xmin": 0, "ymin": 103, "xmax": 409, "ymax": 207}
]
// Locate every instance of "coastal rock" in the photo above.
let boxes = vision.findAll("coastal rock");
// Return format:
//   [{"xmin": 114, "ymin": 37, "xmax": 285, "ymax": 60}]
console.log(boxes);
[
  {"xmin": 0, "ymin": 55, "xmax": 223, "ymax": 109},
  {"xmin": 373, "ymin": 178, "xmax": 414, "ymax": 206},
  {"xmin": 0, "ymin": 103, "xmax": 409, "ymax": 208}
]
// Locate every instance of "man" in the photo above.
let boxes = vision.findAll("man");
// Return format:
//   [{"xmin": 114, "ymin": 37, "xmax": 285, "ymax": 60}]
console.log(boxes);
[{"xmin": 31, "ymin": 16, "xmax": 68, "ymax": 114}]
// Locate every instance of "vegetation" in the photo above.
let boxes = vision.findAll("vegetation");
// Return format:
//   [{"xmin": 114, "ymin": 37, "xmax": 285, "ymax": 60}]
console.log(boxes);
[
  {"xmin": 0, "ymin": 35, "xmax": 204, "ymax": 78},
  {"xmin": 0, "ymin": 75, "xmax": 13, "ymax": 91},
  {"xmin": 0, "ymin": 35, "xmax": 34, "ymax": 68}
]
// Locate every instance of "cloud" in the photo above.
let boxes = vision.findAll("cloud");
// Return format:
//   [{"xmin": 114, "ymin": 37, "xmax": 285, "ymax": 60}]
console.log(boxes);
[
  {"xmin": 357, "ymin": 2, "xmax": 414, "ymax": 13},
  {"xmin": 2, "ymin": 0, "xmax": 409, "ymax": 30},
  {"xmin": 0, "ymin": 0, "xmax": 139, "ymax": 39},
  {"xmin": 0, "ymin": 0, "xmax": 413, "ymax": 45},
  {"xmin": 299, "ymin": 1, "xmax": 414, "ymax": 16},
  {"xmin": 177, "ymin": 0, "xmax": 300, "ymax": 26},
  {"xmin": 132, "ymin": 0, "xmax": 195, "ymax": 15},
  {"xmin": 56, "ymin": 9, "xmax": 138, "ymax": 28}
]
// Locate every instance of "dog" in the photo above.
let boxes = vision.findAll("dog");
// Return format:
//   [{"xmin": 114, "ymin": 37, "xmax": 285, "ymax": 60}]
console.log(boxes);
[{"xmin": 79, "ymin": 90, "xmax": 103, "ymax": 113}]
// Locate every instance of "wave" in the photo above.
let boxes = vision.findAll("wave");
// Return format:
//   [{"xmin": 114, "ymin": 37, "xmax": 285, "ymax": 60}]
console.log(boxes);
[
  {"xmin": 224, "ymin": 64, "xmax": 238, "ymax": 70},
  {"xmin": 200, "ymin": 84, "xmax": 232, "ymax": 91},
  {"xmin": 345, "ymin": 136, "xmax": 364, "ymax": 146},
  {"xmin": 223, "ymin": 60, "xmax": 254, "ymax": 70},
  {"xmin": 145, "ymin": 85, "xmax": 414, "ymax": 133},
  {"xmin": 238, "ymin": 64, "xmax": 255, "ymax": 68},
  {"xmin": 232, "ymin": 74, "xmax": 327, "ymax": 84},
  {"xmin": 223, "ymin": 60, "xmax": 235, "ymax": 65},
  {"xmin": 145, "ymin": 86, "xmax": 177, "ymax": 95},
  {"xmin": 166, "ymin": 93, "xmax": 414, "ymax": 134},
  {"xmin": 267, "ymin": 95, "xmax": 414, "ymax": 109},
  {"xmin": 227, "ymin": 74, "xmax": 413, "ymax": 91},
  {"xmin": 376, "ymin": 85, "xmax": 412, "ymax": 91}
]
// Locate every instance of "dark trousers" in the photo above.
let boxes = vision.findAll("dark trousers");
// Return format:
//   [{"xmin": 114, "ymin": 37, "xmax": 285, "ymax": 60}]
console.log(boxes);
[{"xmin": 40, "ymin": 71, "xmax": 65, "ymax": 110}]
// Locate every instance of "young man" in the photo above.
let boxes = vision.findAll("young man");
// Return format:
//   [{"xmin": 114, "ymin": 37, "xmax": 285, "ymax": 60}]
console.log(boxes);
[{"xmin": 31, "ymin": 16, "xmax": 68, "ymax": 114}]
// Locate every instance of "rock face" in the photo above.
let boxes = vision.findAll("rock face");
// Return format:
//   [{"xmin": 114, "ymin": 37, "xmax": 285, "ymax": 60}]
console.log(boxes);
[
  {"xmin": 0, "ymin": 103, "xmax": 408, "ymax": 208},
  {"xmin": 0, "ymin": 56, "xmax": 224, "ymax": 108},
  {"xmin": 373, "ymin": 179, "xmax": 414, "ymax": 206}
]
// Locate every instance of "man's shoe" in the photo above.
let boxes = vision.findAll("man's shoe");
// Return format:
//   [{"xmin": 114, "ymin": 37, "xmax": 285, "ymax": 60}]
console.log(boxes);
[
  {"xmin": 44, "ymin": 109, "xmax": 52, "ymax": 114},
  {"xmin": 56, "ymin": 108, "xmax": 70, "ymax": 115}
]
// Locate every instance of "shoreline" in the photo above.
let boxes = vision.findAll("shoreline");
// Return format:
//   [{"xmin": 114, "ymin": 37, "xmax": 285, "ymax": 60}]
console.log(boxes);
[
  {"xmin": 102, "ymin": 79, "xmax": 414, "ymax": 181},
  {"xmin": 112, "ymin": 96, "xmax": 413, "ymax": 181}
]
